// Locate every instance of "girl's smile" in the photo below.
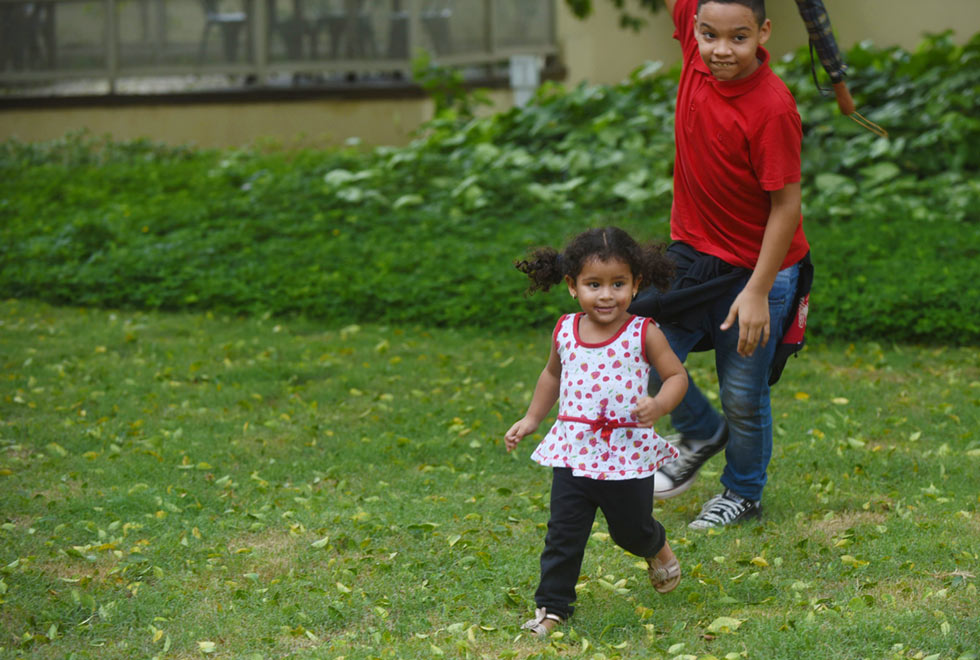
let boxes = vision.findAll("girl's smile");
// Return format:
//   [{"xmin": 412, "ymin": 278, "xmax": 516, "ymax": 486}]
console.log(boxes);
[{"xmin": 566, "ymin": 257, "xmax": 640, "ymax": 336}]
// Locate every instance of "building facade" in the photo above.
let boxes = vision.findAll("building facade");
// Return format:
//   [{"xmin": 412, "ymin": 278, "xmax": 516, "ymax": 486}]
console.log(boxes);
[{"xmin": 1, "ymin": 0, "xmax": 978, "ymax": 147}]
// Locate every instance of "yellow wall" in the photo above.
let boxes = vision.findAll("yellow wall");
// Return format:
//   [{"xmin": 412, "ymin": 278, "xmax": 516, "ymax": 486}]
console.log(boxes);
[
  {"xmin": 2, "ymin": 97, "xmax": 433, "ymax": 150},
  {"xmin": 556, "ymin": 0, "xmax": 678, "ymax": 86},
  {"xmin": 2, "ymin": 0, "xmax": 978, "ymax": 148},
  {"xmin": 0, "ymin": 89, "xmax": 515, "ymax": 149}
]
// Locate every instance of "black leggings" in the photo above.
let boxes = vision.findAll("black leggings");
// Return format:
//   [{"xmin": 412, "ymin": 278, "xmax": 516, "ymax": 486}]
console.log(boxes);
[{"xmin": 534, "ymin": 468, "xmax": 666, "ymax": 619}]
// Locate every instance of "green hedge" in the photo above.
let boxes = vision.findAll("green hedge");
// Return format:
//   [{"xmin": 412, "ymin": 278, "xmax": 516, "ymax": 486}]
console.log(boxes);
[{"xmin": 2, "ymin": 32, "xmax": 978, "ymax": 343}]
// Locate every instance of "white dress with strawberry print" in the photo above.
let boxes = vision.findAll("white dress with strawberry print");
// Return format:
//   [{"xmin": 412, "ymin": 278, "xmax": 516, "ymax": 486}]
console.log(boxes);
[{"xmin": 531, "ymin": 313, "xmax": 678, "ymax": 480}]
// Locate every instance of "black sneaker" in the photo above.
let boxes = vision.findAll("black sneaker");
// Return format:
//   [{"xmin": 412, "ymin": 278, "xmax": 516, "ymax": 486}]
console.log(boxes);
[
  {"xmin": 653, "ymin": 419, "xmax": 728, "ymax": 500},
  {"xmin": 688, "ymin": 489, "xmax": 761, "ymax": 529}
]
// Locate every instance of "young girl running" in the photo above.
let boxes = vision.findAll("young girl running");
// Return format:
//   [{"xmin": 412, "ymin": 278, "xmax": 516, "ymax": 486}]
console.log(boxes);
[{"xmin": 505, "ymin": 226, "xmax": 689, "ymax": 637}]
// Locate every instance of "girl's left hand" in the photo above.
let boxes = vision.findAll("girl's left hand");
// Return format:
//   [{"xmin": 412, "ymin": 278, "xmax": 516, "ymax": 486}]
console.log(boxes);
[{"xmin": 632, "ymin": 396, "xmax": 667, "ymax": 427}]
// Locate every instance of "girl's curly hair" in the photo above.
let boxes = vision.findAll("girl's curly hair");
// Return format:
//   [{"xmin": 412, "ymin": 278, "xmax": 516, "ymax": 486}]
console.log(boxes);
[{"xmin": 515, "ymin": 226, "xmax": 674, "ymax": 294}]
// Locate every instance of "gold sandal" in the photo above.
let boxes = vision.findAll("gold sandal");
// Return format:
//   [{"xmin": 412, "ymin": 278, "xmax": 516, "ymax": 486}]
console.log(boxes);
[
  {"xmin": 521, "ymin": 607, "xmax": 565, "ymax": 638},
  {"xmin": 647, "ymin": 554, "xmax": 681, "ymax": 594}
]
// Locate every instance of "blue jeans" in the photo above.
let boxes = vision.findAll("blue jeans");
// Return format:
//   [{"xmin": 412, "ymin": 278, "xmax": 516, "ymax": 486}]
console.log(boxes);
[{"xmin": 657, "ymin": 264, "xmax": 799, "ymax": 501}]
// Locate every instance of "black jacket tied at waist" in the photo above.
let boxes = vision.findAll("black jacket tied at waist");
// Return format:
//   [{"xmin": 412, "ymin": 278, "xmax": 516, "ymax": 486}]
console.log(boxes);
[{"xmin": 628, "ymin": 242, "xmax": 813, "ymax": 386}]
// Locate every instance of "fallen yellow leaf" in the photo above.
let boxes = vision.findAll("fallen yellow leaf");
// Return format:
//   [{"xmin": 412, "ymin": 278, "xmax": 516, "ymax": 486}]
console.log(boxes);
[
  {"xmin": 840, "ymin": 555, "xmax": 869, "ymax": 567},
  {"xmin": 706, "ymin": 616, "xmax": 744, "ymax": 634}
]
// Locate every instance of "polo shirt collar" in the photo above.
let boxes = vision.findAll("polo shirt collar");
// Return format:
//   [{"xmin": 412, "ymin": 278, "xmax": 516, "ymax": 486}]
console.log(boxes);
[{"xmin": 694, "ymin": 46, "xmax": 772, "ymax": 98}]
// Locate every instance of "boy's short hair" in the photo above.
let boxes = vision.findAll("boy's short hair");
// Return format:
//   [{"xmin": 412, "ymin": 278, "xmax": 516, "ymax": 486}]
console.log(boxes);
[{"xmin": 696, "ymin": 0, "xmax": 766, "ymax": 26}]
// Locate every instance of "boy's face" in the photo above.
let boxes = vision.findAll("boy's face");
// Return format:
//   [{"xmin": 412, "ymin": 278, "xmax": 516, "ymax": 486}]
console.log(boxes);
[{"xmin": 694, "ymin": 2, "xmax": 771, "ymax": 81}]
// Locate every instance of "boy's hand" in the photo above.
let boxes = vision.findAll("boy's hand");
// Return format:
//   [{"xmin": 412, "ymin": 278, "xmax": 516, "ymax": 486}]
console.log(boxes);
[
  {"xmin": 505, "ymin": 418, "xmax": 538, "ymax": 452},
  {"xmin": 632, "ymin": 396, "xmax": 668, "ymax": 427},
  {"xmin": 722, "ymin": 289, "xmax": 770, "ymax": 357}
]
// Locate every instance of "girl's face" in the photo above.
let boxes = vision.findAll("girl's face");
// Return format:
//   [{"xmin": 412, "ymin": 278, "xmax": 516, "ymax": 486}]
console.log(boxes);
[{"xmin": 566, "ymin": 257, "xmax": 640, "ymax": 331}]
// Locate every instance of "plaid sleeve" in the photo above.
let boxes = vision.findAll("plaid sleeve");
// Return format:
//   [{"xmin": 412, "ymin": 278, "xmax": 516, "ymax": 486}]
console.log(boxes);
[{"xmin": 794, "ymin": 0, "xmax": 847, "ymax": 83}]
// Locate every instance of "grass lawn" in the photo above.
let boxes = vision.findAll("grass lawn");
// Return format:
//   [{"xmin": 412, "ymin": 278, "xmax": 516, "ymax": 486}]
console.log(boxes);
[{"xmin": 1, "ymin": 299, "xmax": 978, "ymax": 659}]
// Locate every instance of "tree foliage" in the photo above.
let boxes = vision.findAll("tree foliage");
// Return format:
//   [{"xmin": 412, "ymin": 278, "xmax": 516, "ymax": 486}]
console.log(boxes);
[{"xmin": 564, "ymin": 0, "xmax": 667, "ymax": 31}]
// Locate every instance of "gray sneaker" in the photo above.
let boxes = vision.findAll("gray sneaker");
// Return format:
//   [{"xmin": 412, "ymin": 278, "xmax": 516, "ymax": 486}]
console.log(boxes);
[
  {"xmin": 688, "ymin": 489, "xmax": 761, "ymax": 529},
  {"xmin": 654, "ymin": 419, "xmax": 728, "ymax": 500}
]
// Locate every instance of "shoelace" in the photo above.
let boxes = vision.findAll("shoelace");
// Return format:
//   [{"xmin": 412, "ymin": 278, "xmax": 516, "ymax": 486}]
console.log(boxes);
[{"xmin": 699, "ymin": 494, "xmax": 749, "ymax": 523}]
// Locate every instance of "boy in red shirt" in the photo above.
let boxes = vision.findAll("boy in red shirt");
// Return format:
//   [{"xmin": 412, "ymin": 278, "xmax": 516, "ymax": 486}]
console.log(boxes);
[{"xmin": 631, "ymin": 0, "xmax": 810, "ymax": 528}]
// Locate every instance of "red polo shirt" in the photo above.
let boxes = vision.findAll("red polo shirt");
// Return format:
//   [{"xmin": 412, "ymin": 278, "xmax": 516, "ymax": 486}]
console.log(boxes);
[{"xmin": 671, "ymin": 0, "xmax": 809, "ymax": 271}]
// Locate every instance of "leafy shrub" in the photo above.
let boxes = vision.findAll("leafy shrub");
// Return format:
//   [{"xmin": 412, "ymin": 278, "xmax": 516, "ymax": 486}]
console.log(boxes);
[
  {"xmin": 1, "ymin": 33, "xmax": 978, "ymax": 343},
  {"xmin": 788, "ymin": 32, "xmax": 980, "ymax": 341}
]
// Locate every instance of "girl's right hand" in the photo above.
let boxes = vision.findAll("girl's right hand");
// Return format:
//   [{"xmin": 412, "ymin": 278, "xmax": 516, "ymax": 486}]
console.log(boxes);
[{"xmin": 505, "ymin": 417, "xmax": 538, "ymax": 452}]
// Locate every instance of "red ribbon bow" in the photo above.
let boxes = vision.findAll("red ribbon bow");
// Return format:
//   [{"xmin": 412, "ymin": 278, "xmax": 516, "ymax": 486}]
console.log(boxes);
[
  {"xmin": 589, "ymin": 414, "xmax": 618, "ymax": 442},
  {"xmin": 559, "ymin": 413, "xmax": 639, "ymax": 443}
]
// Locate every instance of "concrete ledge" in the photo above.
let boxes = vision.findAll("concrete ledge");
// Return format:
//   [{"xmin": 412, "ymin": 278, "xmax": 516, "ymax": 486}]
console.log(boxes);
[{"xmin": 0, "ymin": 65, "xmax": 566, "ymax": 148}]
